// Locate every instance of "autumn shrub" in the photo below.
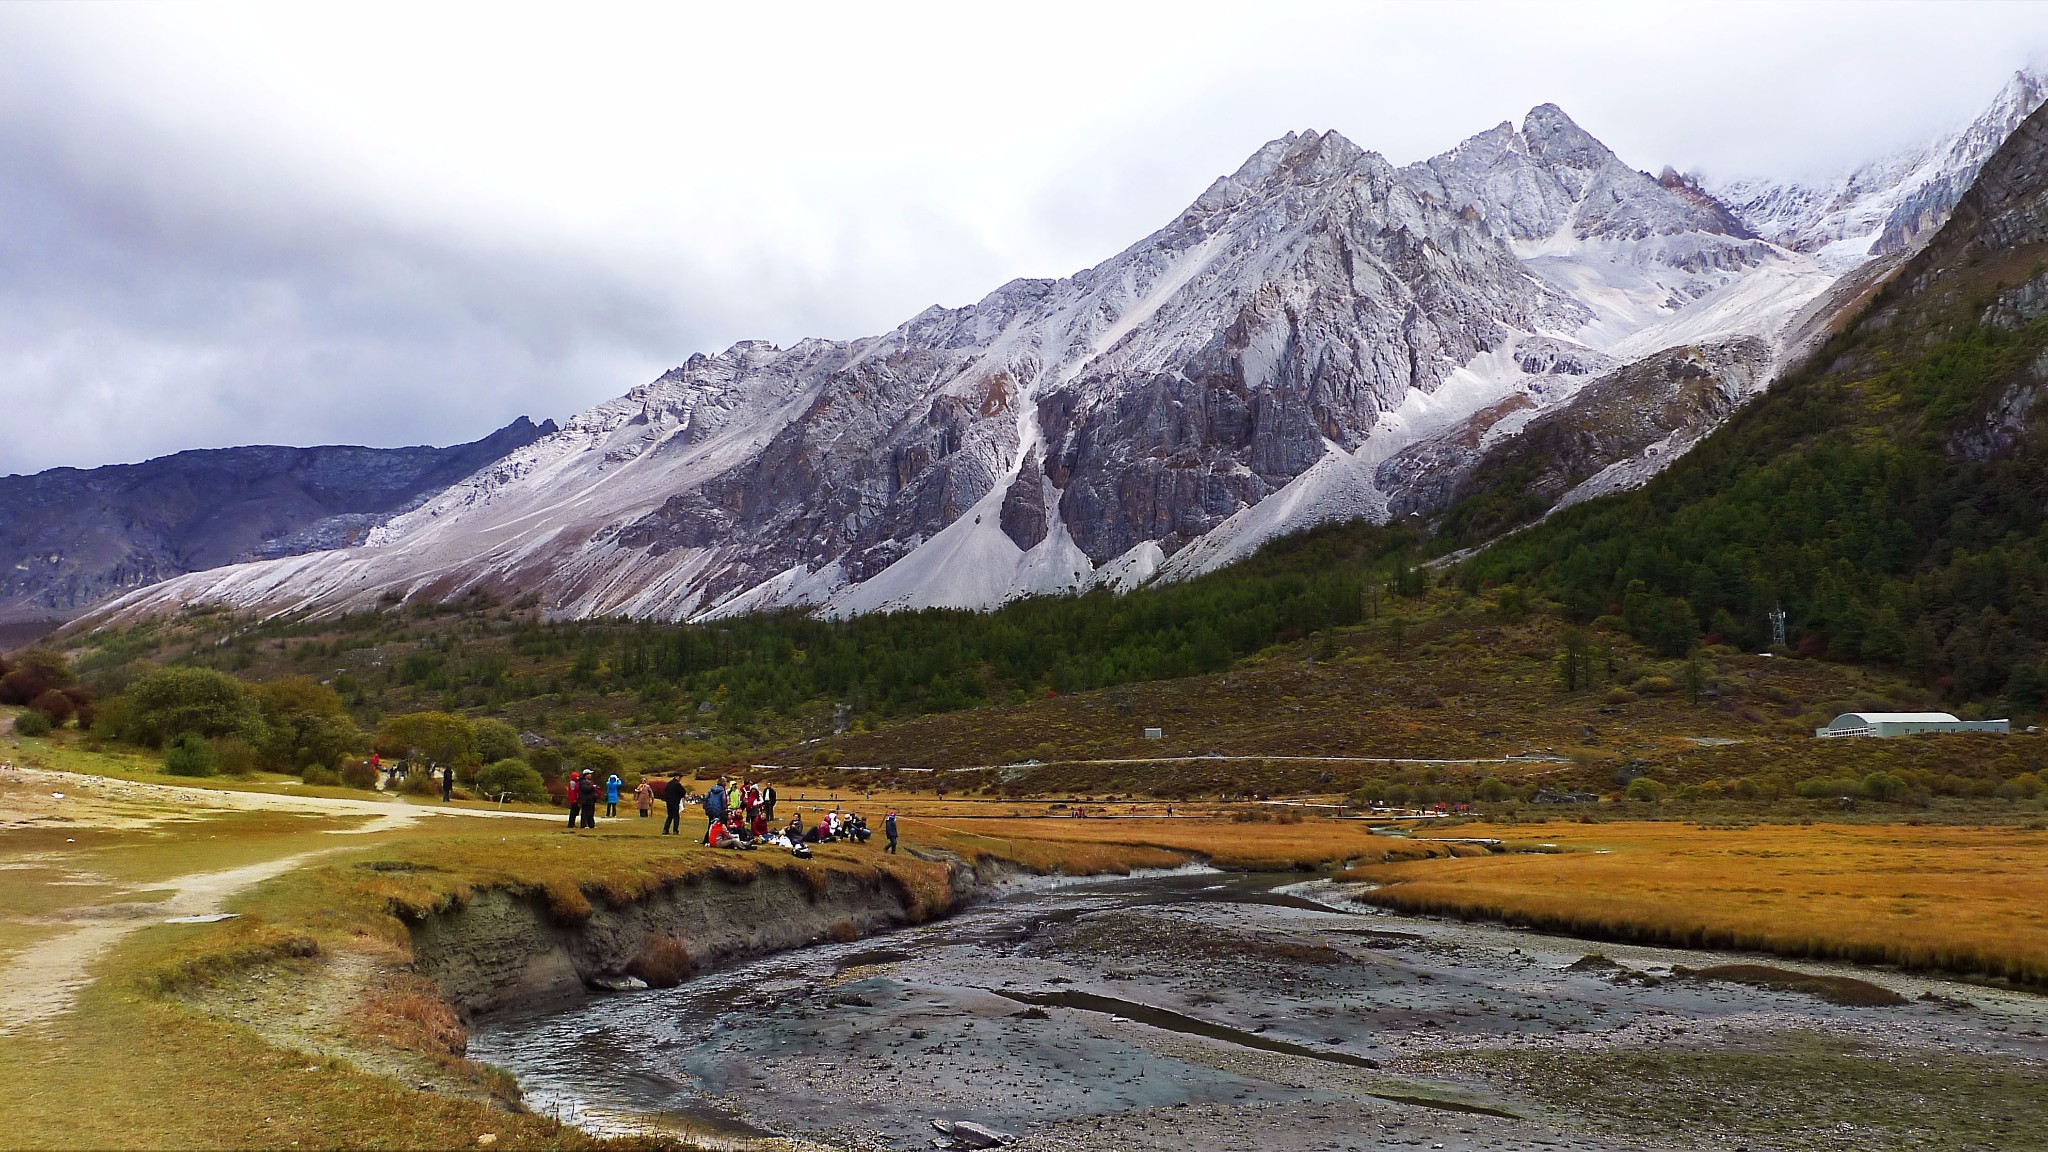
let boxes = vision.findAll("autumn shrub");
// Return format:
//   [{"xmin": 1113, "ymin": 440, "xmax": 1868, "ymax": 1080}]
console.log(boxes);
[
  {"xmin": 27, "ymin": 689, "xmax": 74, "ymax": 727},
  {"xmin": 338, "ymin": 759, "xmax": 379, "ymax": 790},
  {"xmin": 626, "ymin": 937, "xmax": 694, "ymax": 988}
]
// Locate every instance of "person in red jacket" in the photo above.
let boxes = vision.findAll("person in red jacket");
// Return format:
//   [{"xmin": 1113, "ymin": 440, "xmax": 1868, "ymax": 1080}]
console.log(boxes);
[{"xmin": 564, "ymin": 774, "xmax": 581, "ymax": 829}]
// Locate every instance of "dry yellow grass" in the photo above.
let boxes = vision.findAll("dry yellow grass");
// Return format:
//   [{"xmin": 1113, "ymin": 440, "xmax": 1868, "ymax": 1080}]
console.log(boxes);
[
  {"xmin": 1348, "ymin": 821, "xmax": 2048, "ymax": 985},
  {"xmin": 921, "ymin": 814, "xmax": 1427, "ymax": 871}
]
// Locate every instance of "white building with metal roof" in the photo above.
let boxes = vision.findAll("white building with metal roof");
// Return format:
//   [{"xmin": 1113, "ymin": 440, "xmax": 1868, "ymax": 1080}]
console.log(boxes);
[{"xmin": 1814, "ymin": 712, "xmax": 2010, "ymax": 739}]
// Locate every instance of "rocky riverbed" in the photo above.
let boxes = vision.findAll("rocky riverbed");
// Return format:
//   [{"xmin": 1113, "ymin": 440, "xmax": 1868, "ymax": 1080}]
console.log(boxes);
[{"xmin": 469, "ymin": 871, "xmax": 2048, "ymax": 1151}]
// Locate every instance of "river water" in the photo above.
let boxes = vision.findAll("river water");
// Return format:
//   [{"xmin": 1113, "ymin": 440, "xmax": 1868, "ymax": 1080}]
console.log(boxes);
[{"xmin": 471, "ymin": 870, "xmax": 2048, "ymax": 1152}]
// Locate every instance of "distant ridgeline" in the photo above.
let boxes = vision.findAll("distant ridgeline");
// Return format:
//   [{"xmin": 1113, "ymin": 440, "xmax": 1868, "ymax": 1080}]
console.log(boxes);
[{"xmin": 1457, "ymin": 100, "xmax": 2048, "ymax": 714}]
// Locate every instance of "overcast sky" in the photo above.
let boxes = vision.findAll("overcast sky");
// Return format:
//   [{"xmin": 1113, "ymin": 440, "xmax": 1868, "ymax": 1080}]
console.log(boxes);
[{"xmin": 2, "ymin": 1, "xmax": 2045, "ymax": 474}]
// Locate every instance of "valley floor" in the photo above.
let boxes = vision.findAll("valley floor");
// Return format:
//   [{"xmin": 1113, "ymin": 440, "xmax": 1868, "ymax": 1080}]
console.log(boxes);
[{"xmin": 2, "ymin": 742, "xmax": 2046, "ymax": 1150}]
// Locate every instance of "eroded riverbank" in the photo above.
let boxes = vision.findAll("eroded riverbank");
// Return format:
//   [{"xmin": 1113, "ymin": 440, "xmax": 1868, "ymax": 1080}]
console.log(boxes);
[{"xmin": 463, "ymin": 871, "xmax": 2048, "ymax": 1151}]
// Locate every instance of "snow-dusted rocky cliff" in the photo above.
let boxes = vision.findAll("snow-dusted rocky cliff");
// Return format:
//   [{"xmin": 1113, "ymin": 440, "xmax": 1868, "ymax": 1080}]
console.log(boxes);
[
  {"xmin": 1711, "ymin": 70, "xmax": 2047, "ymax": 271},
  {"xmin": 91, "ymin": 75, "xmax": 2044, "ymax": 626}
]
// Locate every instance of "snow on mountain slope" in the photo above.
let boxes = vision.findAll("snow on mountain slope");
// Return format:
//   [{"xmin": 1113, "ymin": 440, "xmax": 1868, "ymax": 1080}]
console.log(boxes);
[
  {"xmin": 90, "ymin": 90, "xmax": 2027, "ymax": 628},
  {"xmin": 1712, "ymin": 70, "xmax": 2048, "ymax": 272}
]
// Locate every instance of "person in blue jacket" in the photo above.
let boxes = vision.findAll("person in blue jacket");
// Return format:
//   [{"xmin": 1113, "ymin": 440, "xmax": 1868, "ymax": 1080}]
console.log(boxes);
[
  {"xmin": 701, "ymin": 777, "xmax": 728, "ymax": 844},
  {"xmin": 884, "ymin": 810, "xmax": 899, "ymax": 854},
  {"xmin": 604, "ymin": 773, "xmax": 623, "ymax": 817}
]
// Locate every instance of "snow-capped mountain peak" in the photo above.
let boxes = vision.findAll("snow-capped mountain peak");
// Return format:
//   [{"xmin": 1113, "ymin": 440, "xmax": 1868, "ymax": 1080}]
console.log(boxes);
[{"xmin": 1711, "ymin": 69, "xmax": 2048, "ymax": 271}]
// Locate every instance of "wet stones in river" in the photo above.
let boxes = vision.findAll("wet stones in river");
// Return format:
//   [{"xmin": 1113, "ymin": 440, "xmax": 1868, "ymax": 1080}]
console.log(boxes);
[
  {"xmin": 585, "ymin": 973, "xmax": 649, "ymax": 993},
  {"xmin": 931, "ymin": 1118, "xmax": 1016, "ymax": 1148}
]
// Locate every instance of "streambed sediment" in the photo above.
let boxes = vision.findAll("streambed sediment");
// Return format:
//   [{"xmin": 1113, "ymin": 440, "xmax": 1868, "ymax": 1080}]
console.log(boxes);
[{"xmin": 439, "ymin": 871, "xmax": 2048, "ymax": 1151}]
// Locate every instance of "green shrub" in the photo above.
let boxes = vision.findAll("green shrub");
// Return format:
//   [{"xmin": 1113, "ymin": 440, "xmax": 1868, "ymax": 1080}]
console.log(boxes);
[
  {"xmin": 1476, "ymin": 777, "xmax": 1512, "ymax": 802},
  {"xmin": 123, "ymin": 667, "xmax": 264, "ymax": 747},
  {"xmin": 1796, "ymin": 776, "xmax": 1862, "ymax": 799},
  {"xmin": 476, "ymin": 759, "xmax": 547, "ymax": 803},
  {"xmin": 399, "ymin": 770, "xmax": 441, "ymax": 796},
  {"xmin": 301, "ymin": 766, "xmax": 340, "ymax": 787},
  {"xmin": 1632, "ymin": 675, "xmax": 1677, "ymax": 695},
  {"xmin": 472, "ymin": 718, "xmax": 523, "ymax": 765},
  {"xmin": 12, "ymin": 709, "xmax": 52, "ymax": 738},
  {"xmin": 1603, "ymin": 687, "xmax": 1639, "ymax": 705},
  {"xmin": 164, "ymin": 732, "xmax": 218, "ymax": 777},
  {"xmin": 1860, "ymin": 771, "xmax": 1911, "ymax": 802},
  {"xmin": 1624, "ymin": 777, "xmax": 1666, "ymax": 803}
]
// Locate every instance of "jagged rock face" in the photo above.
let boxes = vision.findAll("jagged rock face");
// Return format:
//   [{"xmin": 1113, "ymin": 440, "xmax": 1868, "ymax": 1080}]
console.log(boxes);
[
  {"xmin": 1712, "ymin": 71, "xmax": 2048, "ymax": 269},
  {"xmin": 1382, "ymin": 339, "xmax": 1771, "ymax": 536},
  {"xmin": 0, "ymin": 418, "xmax": 553, "ymax": 625},
  {"xmin": 1401, "ymin": 104, "xmax": 1752, "ymax": 243},
  {"xmin": 88, "ymin": 90, "xmax": 2042, "ymax": 628},
  {"xmin": 1031, "ymin": 131, "xmax": 1586, "ymax": 563}
]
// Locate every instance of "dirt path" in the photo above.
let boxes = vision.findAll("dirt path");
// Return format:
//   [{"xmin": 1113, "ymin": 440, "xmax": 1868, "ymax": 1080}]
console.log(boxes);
[{"xmin": 0, "ymin": 765, "xmax": 560, "ymax": 1033}]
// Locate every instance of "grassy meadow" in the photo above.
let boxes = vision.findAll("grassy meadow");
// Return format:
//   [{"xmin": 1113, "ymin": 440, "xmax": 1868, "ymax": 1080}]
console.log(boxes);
[{"xmin": 1347, "ymin": 820, "xmax": 2048, "ymax": 985}]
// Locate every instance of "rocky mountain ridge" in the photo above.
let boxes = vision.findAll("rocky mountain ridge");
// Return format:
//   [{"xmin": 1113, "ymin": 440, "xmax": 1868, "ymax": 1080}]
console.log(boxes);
[
  {"xmin": 0, "ymin": 417, "xmax": 555, "ymax": 631},
  {"xmin": 85, "ymin": 76, "xmax": 2043, "ymax": 629},
  {"xmin": 1710, "ymin": 70, "xmax": 2047, "ymax": 270}
]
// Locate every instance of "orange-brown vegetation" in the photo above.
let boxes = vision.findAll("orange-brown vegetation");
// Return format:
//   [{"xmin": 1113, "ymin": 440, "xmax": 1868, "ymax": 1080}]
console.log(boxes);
[{"xmin": 1347, "ymin": 820, "xmax": 2048, "ymax": 985}]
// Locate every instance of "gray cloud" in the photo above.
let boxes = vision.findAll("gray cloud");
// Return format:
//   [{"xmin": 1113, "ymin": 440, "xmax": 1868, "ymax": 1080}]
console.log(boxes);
[{"xmin": 1, "ymin": 2, "xmax": 2045, "ymax": 474}]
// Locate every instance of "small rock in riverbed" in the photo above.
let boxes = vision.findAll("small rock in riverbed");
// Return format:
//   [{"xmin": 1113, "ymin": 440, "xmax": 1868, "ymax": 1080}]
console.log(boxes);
[{"xmin": 587, "ymin": 974, "xmax": 649, "ymax": 992}]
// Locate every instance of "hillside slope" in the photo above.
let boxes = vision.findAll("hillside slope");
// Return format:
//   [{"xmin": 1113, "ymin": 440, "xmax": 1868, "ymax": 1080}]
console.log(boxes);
[
  {"xmin": 0, "ymin": 417, "xmax": 553, "ymax": 631},
  {"xmin": 1463, "ymin": 98, "xmax": 2048, "ymax": 714}
]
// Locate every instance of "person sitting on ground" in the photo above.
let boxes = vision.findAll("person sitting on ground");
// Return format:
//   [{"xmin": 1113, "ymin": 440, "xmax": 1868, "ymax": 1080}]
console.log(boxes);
[
  {"xmin": 727, "ymin": 812, "xmax": 757, "ymax": 849},
  {"xmin": 751, "ymin": 808, "xmax": 769, "ymax": 839},
  {"xmin": 846, "ymin": 814, "xmax": 871, "ymax": 844},
  {"xmin": 785, "ymin": 813, "xmax": 805, "ymax": 842}
]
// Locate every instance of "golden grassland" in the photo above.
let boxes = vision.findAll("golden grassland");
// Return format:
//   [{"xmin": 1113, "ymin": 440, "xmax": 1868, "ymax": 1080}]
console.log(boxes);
[
  {"xmin": 1347, "ymin": 820, "xmax": 2048, "ymax": 985},
  {"xmin": 918, "ymin": 813, "xmax": 1481, "ymax": 871}
]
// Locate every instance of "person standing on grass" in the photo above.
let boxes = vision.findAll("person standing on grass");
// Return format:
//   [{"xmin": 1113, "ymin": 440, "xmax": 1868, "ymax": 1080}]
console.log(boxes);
[
  {"xmin": 636, "ymin": 778, "xmax": 654, "ymax": 819},
  {"xmin": 765, "ymin": 784, "xmax": 778, "ymax": 822},
  {"xmin": 565, "ymin": 773, "xmax": 582, "ymax": 829},
  {"xmin": 441, "ymin": 764, "xmax": 454, "ymax": 803},
  {"xmin": 661, "ymin": 775, "xmax": 685, "ymax": 834},
  {"xmin": 580, "ymin": 770, "xmax": 599, "ymax": 829},
  {"xmin": 605, "ymin": 773, "xmax": 623, "ymax": 817},
  {"xmin": 702, "ymin": 777, "xmax": 728, "ymax": 844},
  {"xmin": 884, "ymin": 810, "xmax": 899, "ymax": 854}
]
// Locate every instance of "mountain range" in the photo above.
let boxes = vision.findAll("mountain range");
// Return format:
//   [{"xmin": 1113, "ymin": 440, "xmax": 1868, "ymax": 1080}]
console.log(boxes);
[
  {"xmin": 36, "ymin": 70, "xmax": 2048, "ymax": 632},
  {"xmin": 0, "ymin": 417, "xmax": 553, "ymax": 640}
]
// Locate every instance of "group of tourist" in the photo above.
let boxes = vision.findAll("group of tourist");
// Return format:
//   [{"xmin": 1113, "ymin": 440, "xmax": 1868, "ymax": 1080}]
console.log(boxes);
[
  {"xmin": 560, "ymin": 769, "xmax": 625, "ymax": 829},
  {"xmin": 561, "ymin": 770, "xmax": 899, "ymax": 855}
]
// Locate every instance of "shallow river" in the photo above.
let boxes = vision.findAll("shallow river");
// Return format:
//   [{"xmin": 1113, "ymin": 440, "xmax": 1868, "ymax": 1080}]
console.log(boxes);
[{"xmin": 471, "ymin": 870, "xmax": 2048, "ymax": 1152}]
